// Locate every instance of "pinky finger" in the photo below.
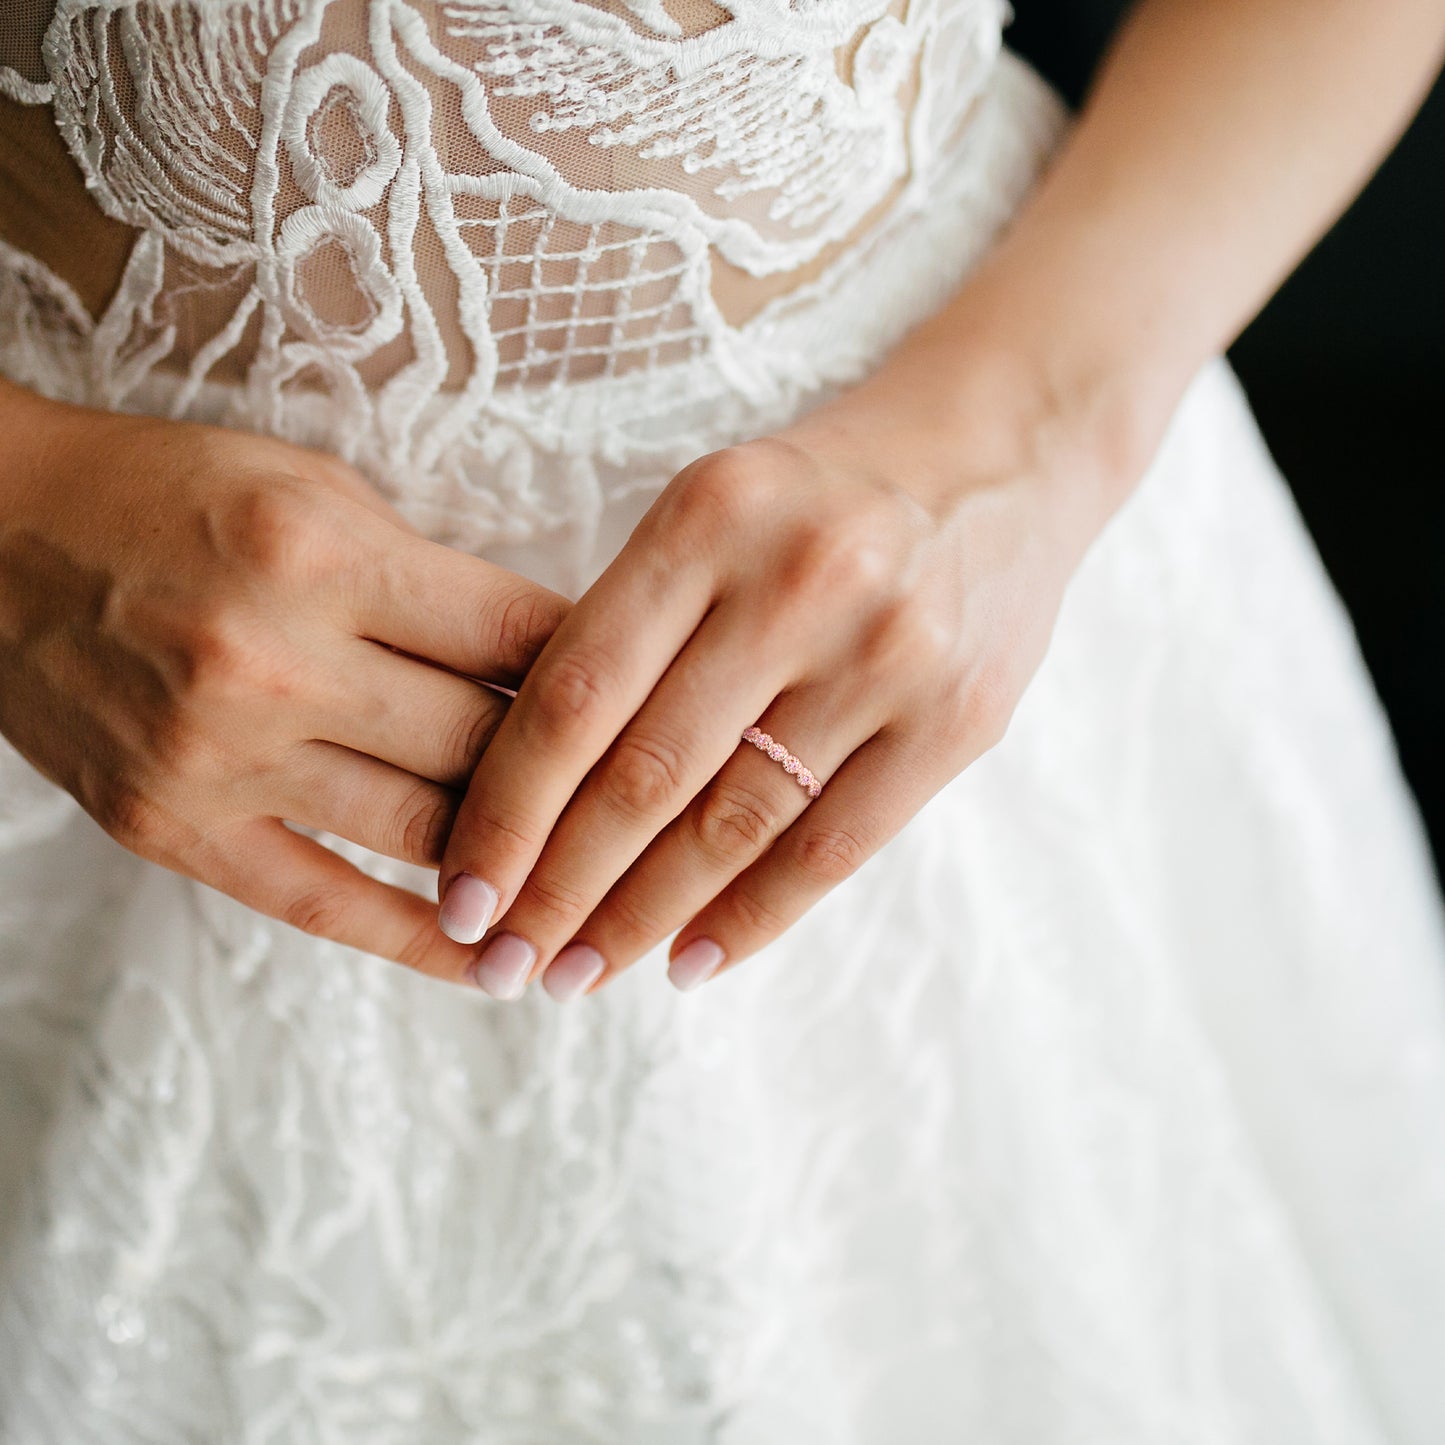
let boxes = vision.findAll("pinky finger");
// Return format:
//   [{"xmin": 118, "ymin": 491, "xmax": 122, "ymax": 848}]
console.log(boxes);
[
  {"xmin": 667, "ymin": 732, "xmax": 940, "ymax": 988},
  {"xmin": 211, "ymin": 818, "xmax": 487, "ymax": 988}
]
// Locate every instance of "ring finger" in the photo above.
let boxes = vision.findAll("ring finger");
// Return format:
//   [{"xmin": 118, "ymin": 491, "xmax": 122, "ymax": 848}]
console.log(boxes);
[{"xmin": 536, "ymin": 693, "xmax": 879, "ymax": 999}]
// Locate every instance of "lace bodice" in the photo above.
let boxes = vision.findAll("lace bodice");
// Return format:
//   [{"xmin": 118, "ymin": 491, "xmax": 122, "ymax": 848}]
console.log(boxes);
[
  {"xmin": 0, "ymin": 0, "xmax": 1051, "ymax": 559},
  {"xmin": 7, "ymin": 8, "xmax": 1445, "ymax": 1444}
]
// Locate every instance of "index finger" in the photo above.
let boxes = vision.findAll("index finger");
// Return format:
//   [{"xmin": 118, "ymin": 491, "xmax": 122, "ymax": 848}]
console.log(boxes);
[{"xmin": 434, "ymin": 532, "xmax": 712, "ymax": 944}]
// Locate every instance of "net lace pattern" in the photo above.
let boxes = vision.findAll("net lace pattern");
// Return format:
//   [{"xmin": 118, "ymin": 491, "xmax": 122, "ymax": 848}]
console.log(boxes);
[{"xmin": 0, "ymin": 0, "xmax": 1010, "ymax": 553}]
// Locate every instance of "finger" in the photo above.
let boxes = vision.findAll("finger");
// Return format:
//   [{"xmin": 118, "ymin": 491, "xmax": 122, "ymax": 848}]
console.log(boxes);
[
  {"xmin": 666, "ymin": 731, "xmax": 942, "ymax": 988},
  {"xmin": 208, "ymin": 818, "xmax": 487, "ymax": 986},
  {"xmin": 436, "ymin": 527, "xmax": 717, "ymax": 946},
  {"xmin": 314, "ymin": 640, "xmax": 511, "ymax": 788},
  {"xmin": 281, "ymin": 741, "xmax": 462, "ymax": 868},
  {"xmin": 468, "ymin": 600, "xmax": 802, "ymax": 993},
  {"xmin": 351, "ymin": 525, "xmax": 571, "ymax": 687},
  {"xmin": 537, "ymin": 695, "xmax": 870, "ymax": 1000}
]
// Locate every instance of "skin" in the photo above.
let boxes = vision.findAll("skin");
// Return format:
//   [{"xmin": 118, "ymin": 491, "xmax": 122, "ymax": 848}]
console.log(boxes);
[
  {"xmin": 435, "ymin": 0, "xmax": 1445, "ymax": 997},
  {"xmin": 3, "ymin": 0, "xmax": 1443, "ymax": 995},
  {"xmin": 0, "ymin": 380, "xmax": 568, "ymax": 981}
]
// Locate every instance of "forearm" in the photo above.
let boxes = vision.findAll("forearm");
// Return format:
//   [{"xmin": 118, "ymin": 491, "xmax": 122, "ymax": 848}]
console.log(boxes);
[{"xmin": 855, "ymin": 0, "xmax": 1445, "ymax": 523}]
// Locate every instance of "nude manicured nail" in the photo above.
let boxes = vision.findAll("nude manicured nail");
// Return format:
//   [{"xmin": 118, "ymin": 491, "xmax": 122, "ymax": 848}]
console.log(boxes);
[
  {"xmin": 668, "ymin": 938, "xmax": 724, "ymax": 992},
  {"xmin": 543, "ymin": 944, "xmax": 606, "ymax": 1002},
  {"xmin": 471, "ymin": 932, "xmax": 537, "ymax": 1000},
  {"xmin": 439, "ymin": 873, "xmax": 498, "ymax": 946}
]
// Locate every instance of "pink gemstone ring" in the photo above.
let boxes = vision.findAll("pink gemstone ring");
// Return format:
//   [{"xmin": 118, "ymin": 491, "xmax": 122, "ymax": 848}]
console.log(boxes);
[{"xmin": 740, "ymin": 726, "xmax": 822, "ymax": 799}]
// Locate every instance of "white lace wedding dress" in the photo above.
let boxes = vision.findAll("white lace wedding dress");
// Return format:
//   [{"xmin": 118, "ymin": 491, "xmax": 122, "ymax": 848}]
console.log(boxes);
[{"xmin": 3, "ymin": 2, "xmax": 1445, "ymax": 1441}]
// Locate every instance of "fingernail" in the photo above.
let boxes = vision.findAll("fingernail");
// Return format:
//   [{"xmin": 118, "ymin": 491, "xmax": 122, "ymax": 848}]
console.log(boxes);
[
  {"xmin": 542, "ymin": 944, "xmax": 606, "ymax": 1002},
  {"xmin": 667, "ymin": 938, "xmax": 724, "ymax": 992},
  {"xmin": 439, "ymin": 873, "xmax": 498, "ymax": 945},
  {"xmin": 470, "ymin": 932, "xmax": 537, "ymax": 1000}
]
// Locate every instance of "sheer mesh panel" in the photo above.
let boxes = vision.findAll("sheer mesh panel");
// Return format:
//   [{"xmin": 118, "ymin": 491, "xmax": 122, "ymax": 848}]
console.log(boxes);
[
  {"xmin": 0, "ymin": 3, "xmax": 51, "ymax": 89},
  {"xmin": 0, "ymin": 0, "xmax": 1003, "ymax": 407}
]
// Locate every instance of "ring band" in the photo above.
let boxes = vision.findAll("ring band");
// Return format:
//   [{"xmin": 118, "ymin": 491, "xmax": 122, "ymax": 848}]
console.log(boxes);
[{"xmin": 740, "ymin": 726, "xmax": 822, "ymax": 799}]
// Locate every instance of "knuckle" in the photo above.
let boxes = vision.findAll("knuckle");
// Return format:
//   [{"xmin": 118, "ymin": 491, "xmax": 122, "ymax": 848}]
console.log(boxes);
[
  {"xmin": 395, "ymin": 785, "xmax": 455, "ymax": 866},
  {"xmin": 605, "ymin": 732, "xmax": 690, "ymax": 821},
  {"xmin": 463, "ymin": 804, "xmax": 537, "ymax": 863},
  {"xmin": 593, "ymin": 887, "xmax": 667, "ymax": 953},
  {"xmin": 282, "ymin": 884, "xmax": 351, "ymax": 941},
  {"xmin": 974, "ymin": 703, "xmax": 1012, "ymax": 752},
  {"xmin": 667, "ymin": 449, "xmax": 776, "ymax": 534},
  {"xmin": 220, "ymin": 482, "xmax": 332, "ymax": 584},
  {"xmin": 395, "ymin": 916, "xmax": 449, "ymax": 975},
  {"xmin": 90, "ymin": 780, "xmax": 163, "ymax": 851},
  {"xmin": 727, "ymin": 886, "xmax": 788, "ymax": 938},
  {"xmin": 530, "ymin": 648, "xmax": 613, "ymax": 742},
  {"xmin": 146, "ymin": 703, "xmax": 212, "ymax": 780},
  {"xmin": 518, "ymin": 868, "xmax": 592, "ymax": 928},
  {"xmin": 443, "ymin": 703, "xmax": 501, "ymax": 783},
  {"xmin": 494, "ymin": 586, "xmax": 567, "ymax": 671},
  {"xmin": 931, "ymin": 655, "xmax": 1013, "ymax": 756},
  {"xmin": 792, "ymin": 824, "xmax": 869, "ymax": 885},
  {"xmin": 963, "ymin": 663, "xmax": 1016, "ymax": 751},
  {"xmin": 692, "ymin": 779, "xmax": 777, "ymax": 863}
]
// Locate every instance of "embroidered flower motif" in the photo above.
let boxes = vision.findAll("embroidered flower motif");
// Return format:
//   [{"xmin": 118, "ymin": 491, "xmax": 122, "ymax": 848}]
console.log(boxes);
[
  {"xmin": 275, "ymin": 206, "xmax": 404, "ymax": 357},
  {"xmin": 284, "ymin": 53, "xmax": 402, "ymax": 212}
]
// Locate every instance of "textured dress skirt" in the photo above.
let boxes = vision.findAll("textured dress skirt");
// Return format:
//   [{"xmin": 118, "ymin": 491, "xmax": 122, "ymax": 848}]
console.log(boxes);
[{"xmin": 2, "ymin": 1, "xmax": 1445, "ymax": 1441}]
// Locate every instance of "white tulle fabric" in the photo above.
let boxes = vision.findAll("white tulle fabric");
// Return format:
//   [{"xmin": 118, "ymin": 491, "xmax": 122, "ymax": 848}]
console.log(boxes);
[{"xmin": 4, "ymin": 4, "xmax": 1445, "ymax": 1443}]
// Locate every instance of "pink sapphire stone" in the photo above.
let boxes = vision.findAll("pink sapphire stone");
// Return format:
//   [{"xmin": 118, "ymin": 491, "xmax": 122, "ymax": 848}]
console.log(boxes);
[{"xmin": 740, "ymin": 726, "xmax": 823, "ymax": 799}]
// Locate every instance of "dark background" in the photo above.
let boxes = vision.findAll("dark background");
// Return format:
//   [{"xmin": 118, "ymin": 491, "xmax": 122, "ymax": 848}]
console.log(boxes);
[{"xmin": 1005, "ymin": 3, "xmax": 1445, "ymax": 883}]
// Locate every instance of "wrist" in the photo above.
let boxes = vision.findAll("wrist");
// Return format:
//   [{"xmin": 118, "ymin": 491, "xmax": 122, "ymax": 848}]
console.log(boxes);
[
  {"xmin": 788, "ymin": 279, "xmax": 1189, "ymax": 562},
  {"xmin": 915, "ymin": 256, "xmax": 1194, "ymax": 502}
]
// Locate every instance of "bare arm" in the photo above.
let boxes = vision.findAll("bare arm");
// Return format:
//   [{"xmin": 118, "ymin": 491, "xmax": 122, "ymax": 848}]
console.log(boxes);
[{"xmin": 869, "ymin": 0, "xmax": 1445, "ymax": 520}]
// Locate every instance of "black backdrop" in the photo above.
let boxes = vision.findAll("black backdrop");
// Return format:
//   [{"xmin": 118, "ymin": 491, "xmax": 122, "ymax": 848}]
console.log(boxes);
[{"xmin": 1004, "ymin": 3, "xmax": 1445, "ymax": 881}]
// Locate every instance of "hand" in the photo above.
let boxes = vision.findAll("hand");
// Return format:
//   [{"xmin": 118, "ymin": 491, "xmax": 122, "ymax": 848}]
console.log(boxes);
[
  {"xmin": 435, "ymin": 350, "xmax": 1123, "ymax": 998},
  {"xmin": 0, "ymin": 382, "xmax": 568, "ymax": 983}
]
